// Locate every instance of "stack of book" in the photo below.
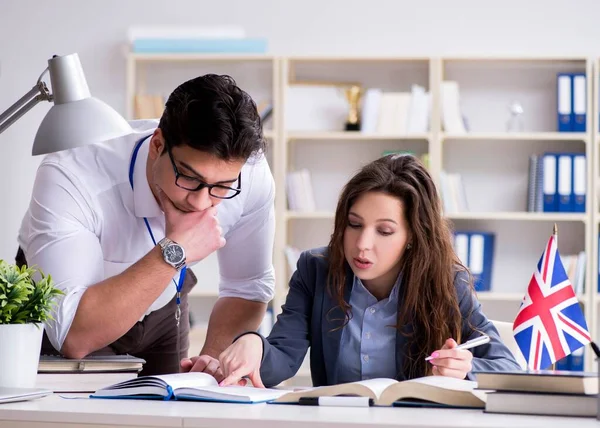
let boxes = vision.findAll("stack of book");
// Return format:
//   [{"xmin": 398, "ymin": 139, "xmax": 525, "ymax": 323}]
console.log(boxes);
[
  {"xmin": 127, "ymin": 26, "xmax": 267, "ymax": 54},
  {"xmin": 36, "ymin": 355, "xmax": 145, "ymax": 393},
  {"xmin": 476, "ymin": 370, "xmax": 598, "ymax": 417}
]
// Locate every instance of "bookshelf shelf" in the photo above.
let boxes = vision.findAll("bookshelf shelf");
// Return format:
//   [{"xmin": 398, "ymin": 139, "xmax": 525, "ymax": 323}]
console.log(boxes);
[
  {"xmin": 476, "ymin": 292, "xmax": 524, "ymax": 301},
  {"xmin": 287, "ymin": 132, "xmax": 431, "ymax": 141},
  {"xmin": 478, "ymin": 292, "xmax": 586, "ymax": 303},
  {"xmin": 129, "ymin": 53, "xmax": 275, "ymax": 62},
  {"xmin": 445, "ymin": 212, "xmax": 588, "ymax": 222},
  {"xmin": 442, "ymin": 132, "xmax": 588, "ymax": 142},
  {"xmin": 285, "ymin": 211, "xmax": 335, "ymax": 220}
]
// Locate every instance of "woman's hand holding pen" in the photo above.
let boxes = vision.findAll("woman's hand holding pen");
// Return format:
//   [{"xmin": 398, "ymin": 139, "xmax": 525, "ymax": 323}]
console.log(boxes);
[
  {"xmin": 219, "ymin": 334, "xmax": 265, "ymax": 388},
  {"xmin": 427, "ymin": 338, "xmax": 473, "ymax": 379}
]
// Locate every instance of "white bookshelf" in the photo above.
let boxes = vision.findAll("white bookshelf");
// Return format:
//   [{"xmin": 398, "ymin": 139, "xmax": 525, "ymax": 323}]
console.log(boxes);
[
  {"xmin": 125, "ymin": 52, "xmax": 600, "ymax": 380},
  {"xmin": 438, "ymin": 56, "xmax": 594, "ymax": 371},
  {"xmin": 125, "ymin": 53, "xmax": 282, "ymax": 358},
  {"xmin": 591, "ymin": 58, "xmax": 600, "ymax": 369}
]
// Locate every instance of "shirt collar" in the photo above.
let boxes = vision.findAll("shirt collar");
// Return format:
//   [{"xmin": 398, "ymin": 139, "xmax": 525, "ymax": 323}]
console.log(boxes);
[
  {"xmin": 132, "ymin": 136, "xmax": 163, "ymax": 219},
  {"xmin": 352, "ymin": 271, "xmax": 402, "ymax": 305}
]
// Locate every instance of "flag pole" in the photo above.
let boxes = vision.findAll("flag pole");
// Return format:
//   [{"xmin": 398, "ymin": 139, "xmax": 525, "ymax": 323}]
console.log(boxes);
[{"xmin": 551, "ymin": 223, "xmax": 558, "ymax": 371}]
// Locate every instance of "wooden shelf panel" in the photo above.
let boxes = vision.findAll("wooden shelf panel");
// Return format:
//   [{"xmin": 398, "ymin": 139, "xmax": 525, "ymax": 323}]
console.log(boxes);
[
  {"xmin": 442, "ymin": 132, "xmax": 587, "ymax": 142},
  {"xmin": 446, "ymin": 212, "xmax": 587, "ymax": 222},
  {"xmin": 287, "ymin": 132, "xmax": 431, "ymax": 141},
  {"xmin": 129, "ymin": 53, "xmax": 275, "ymax": 62},
  {"xmin": 285, "ymin": 211, "xmax": 335, "ymax": 220}
]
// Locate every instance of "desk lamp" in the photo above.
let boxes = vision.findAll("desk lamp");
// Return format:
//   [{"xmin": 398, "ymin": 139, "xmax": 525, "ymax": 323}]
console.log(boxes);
[{"xmin": 0, "ymin": 53, "xmax": 131, "ymax": 155}]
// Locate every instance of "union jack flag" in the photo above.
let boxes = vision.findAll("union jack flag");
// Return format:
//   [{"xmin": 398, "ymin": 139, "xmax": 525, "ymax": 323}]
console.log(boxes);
[{"xmin": 512, "ymin": 234, "xmax": 590, "ymax": 370}]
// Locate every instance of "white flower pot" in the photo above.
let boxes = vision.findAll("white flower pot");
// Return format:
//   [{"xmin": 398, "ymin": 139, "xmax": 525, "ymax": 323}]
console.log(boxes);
[{"xmin": 0, "ymin": 324, "xmax": 44, "ymax": 388}]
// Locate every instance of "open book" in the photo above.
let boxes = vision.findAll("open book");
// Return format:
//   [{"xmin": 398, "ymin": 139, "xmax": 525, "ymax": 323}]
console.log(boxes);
[
  {"xmin": 274, "ymin": 376, "xmax": 486, "ymax": 408},
  {"xmin": 90, "ymin": 373, "xmax": 286, "ymax": 404}
]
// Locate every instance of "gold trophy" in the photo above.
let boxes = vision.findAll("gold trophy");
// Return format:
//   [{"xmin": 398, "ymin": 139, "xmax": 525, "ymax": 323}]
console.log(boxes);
[{"xmin": 344, "ymin": 85, "xmax": 363, "ymax": 131}]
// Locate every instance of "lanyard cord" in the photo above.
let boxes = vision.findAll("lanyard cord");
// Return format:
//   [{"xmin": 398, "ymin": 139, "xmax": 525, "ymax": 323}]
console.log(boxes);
[{"xmin": 129, "ymin": 136, "xmax": 187, "ymax": 365}]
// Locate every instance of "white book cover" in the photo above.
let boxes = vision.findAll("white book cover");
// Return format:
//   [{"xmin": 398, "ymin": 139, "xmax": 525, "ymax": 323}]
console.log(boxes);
[
  {"xmin": 406, "ymin": 85, "xmax": 430, "ymax": 133},
  {"xmin": 441, "ymin": 81, "xmax": 466, "ymax": 134},
  {"xmin": 360, "ymin": 88, "xmax": 382, "ymax": 133},
  {"xmin": 285, "ymin": 172, "xmax": 299, "ymax": 211},
  {"xmin": 300, "ymin": 169, "xmax": 316, "ymax": 212},
  {"xmin": 376, "ymin": 93, "xmax": 400, "ymax": 134},
  {"xmin": 392, "ymin": 93, "xmax": 412, "ymax": 135},
  {"xmin": 127, "ymin": 26, "xmax": 246, "ymax": 41}
]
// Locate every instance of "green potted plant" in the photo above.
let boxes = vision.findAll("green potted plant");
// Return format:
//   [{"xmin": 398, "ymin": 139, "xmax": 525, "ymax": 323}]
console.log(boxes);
[{"xmin": 0, "ymin": 260, "xmax": 62, "ymax": 388}]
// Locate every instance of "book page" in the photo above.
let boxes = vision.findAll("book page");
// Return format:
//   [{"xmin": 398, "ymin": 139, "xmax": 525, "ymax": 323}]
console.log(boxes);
[
  {"xmin": 274, "ymin": 378, "xmax": 397, "ymax": 403},
  {"xmin": 405, "ymin": 376, "xmax": 477, "ymax": 391},
  {"xmin": 349, "ymin": 378, "xmax": 399, "ymax": 398},
  {"xmin": 378, "ymin": 376, "xmax": 483, "ymax": 407},
  {"xmin": 152, "ymin": 373, "xmax": 218, "ymax": 389},
  {"xmin": 174, "ymin": 385, "xmax": 287, "ymax": 402}
]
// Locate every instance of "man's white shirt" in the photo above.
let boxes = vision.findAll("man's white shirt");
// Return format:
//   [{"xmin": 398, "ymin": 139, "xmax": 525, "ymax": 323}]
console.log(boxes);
[{"xmin": 18, "ymin": 119, "xmax": 276, "ymax": 352}]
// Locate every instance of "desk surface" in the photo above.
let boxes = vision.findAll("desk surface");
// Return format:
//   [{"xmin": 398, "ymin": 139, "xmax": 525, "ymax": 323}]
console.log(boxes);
[{"xmin": 0, "ymin": 395, "xmax": 597, "ymax": 428}]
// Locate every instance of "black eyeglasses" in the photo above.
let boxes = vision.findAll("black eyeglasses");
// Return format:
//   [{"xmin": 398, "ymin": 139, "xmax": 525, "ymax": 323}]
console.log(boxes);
[{"xmin": 166, "ymin": 146, "xmax": 242, "ymax": 199}]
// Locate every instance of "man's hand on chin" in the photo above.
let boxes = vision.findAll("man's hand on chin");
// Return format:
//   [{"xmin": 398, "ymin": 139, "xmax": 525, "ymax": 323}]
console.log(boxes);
[{"xmin": 180, "ymin": 355, "xmax": 224, "ymax": 382}]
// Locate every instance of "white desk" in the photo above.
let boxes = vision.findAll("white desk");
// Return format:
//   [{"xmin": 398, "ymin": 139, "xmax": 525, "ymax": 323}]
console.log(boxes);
[{"xmin": 0, "ymin": 395, "xmax": 597, "ymax": 428}]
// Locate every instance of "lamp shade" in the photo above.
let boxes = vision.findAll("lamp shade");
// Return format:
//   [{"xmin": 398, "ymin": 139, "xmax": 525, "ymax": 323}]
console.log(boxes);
[{"xmin": 32, "ymin": 54, "xmax": 131, "ymax": 155}]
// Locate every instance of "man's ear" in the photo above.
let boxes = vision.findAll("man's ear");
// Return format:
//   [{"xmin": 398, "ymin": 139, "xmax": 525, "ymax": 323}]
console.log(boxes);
[{"xmin": 148, "ymin": 128, "xmax": 166, "ymax": 160}]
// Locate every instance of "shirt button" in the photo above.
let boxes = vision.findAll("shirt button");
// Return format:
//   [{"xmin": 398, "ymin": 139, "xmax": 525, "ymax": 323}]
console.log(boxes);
[
  {"xmin": 365, "ymin": 332, "xmax": 371, "ymax": 339},
  {"xmin": 363, "ymin": 354, "xmax": 369, "ymax": 362},
  {"xmin": 369, "ymin": 307, "xmax": 376, "ymax": 314}
]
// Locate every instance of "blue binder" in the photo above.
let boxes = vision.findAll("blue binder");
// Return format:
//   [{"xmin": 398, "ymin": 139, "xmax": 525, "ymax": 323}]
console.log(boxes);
[
  {"xmin": 557, "ymin": 154, "xmax": 573, "ymax": 212},
  {"xmin": 557, "ymin": 73, "xmax": 573, "ymax": 132},
  {"xmin": 454, "ymin": 231, "xmax": 495, "ymax": 292},
  {"xmin": 555, "ymin": 355, "xmax": 570, "ymax": 371},
  {"xmin": 542, "ymin": 153, "xmax": 558, "ymax": 212},
  {"xmin": 569, "ymin": 347, "xmax": 585, "ymax": 371},
  {"xmin": 571, "ymin": 73, "xmax": 587, "ymax": 133},
  {"xmin": 572, "ymin": 154, "xmax": 586, "ymax": 213}
]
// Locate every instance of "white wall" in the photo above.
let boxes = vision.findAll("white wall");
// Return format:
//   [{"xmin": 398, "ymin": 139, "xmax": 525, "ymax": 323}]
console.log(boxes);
[{"xmin": 2, "ymin": 0, "xmax": 600, "ymax": 261}]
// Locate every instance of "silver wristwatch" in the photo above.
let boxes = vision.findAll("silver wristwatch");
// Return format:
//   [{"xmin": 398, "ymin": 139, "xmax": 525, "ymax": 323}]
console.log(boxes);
[{"xmin": 158, "ymin": 237, "xmax": 186, "ymax": 271}]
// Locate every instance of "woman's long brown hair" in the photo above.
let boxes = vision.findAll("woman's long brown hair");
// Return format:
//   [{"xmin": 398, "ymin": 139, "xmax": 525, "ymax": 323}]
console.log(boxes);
[{"xmin": 326, "ymin": 154, "xmax": 470, "ymax": 379}]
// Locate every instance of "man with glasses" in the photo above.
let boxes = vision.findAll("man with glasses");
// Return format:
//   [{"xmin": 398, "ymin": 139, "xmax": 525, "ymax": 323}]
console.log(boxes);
[{"xmin": 16, "ymin": 74, "xmax": 275, "ymax": 378}]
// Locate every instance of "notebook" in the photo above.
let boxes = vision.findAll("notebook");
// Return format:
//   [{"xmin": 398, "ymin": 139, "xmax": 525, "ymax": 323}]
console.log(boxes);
[
  {"xmin": 38, "ymin": 354, "xmax": 145, "ymax": 373},
  {"xmin": 90, "ymin": 373, "xmax": 287, "ymax": 404},
  {"xmin": 273, "ymin": 376, "xmax": 486, "ymax": 408},
  {"xmin": 475, "ymin": 370, "xmax": 598, "ymax": 395},
  {"xmin": 0, "ymin": 387, "xmax": 52, "ymax": 404}
]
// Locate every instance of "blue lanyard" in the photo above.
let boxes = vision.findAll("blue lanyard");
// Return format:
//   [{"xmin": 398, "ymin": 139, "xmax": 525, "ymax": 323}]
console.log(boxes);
[{"xmin": 128, "ymin": 137, "xmax": 187, "ymax": 306}]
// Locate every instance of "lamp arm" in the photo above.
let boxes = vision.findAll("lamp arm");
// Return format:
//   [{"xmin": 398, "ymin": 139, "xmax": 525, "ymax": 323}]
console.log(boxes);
[{"xmin": 0, "ymin": 78, "xmax": 53, "ymax": 135}]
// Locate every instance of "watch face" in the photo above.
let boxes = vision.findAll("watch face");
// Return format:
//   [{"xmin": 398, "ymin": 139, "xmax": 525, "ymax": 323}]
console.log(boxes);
[{"xmin": 165, "ymin": 244, "xmax": 185, "ymax": 264}]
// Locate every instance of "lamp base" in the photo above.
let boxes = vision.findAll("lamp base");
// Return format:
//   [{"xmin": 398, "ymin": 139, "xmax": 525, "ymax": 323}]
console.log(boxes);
[{"xmin": 345, "ymin": 122, "xmax": 360, "ymax": 131}]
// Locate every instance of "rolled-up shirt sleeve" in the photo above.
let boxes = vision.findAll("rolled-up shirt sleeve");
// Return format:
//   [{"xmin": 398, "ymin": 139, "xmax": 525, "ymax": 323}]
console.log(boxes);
[
  {"xmin": 18, "ymin": 162, "xmax": 104, "ymax": 353},
  {"xmin": 218, "ymin": 156, "xmax": 275, "ymax": 302}
]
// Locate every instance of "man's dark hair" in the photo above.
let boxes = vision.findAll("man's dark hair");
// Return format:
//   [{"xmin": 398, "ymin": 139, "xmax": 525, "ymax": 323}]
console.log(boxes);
[{"xmin": 158, "ymin": 74, "xmax": 265, "ymax": 161}]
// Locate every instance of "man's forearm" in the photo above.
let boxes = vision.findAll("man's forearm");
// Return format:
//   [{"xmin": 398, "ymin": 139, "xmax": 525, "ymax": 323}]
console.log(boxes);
[
  {"xmin": 201, "ymin": 297, "xmax": 267, "ymax": 357},
  {"xmin": 61, "ymin": 246, "xmax": 176, "ymax": 358}
]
